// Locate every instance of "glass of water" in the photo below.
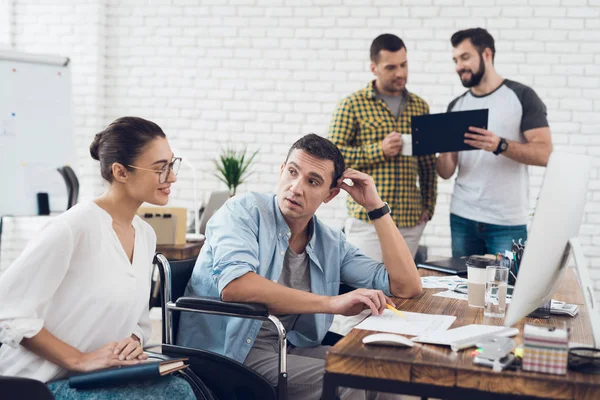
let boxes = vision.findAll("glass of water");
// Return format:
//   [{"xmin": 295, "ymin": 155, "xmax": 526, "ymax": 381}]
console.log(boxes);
[{"xmin": 484, "ymin": 265, "xmax": 510, "ymax": 318}]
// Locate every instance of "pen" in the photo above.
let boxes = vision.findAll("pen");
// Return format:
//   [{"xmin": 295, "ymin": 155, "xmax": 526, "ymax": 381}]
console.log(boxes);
[{"xmin": 386, "ymin": 304, "xmax": 405, "ymax": 318}]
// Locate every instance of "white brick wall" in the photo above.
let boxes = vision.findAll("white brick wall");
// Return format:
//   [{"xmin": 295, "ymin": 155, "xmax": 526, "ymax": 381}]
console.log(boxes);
[
  {"xmin": 1, "ymin": 0, "xmax": 599, "ymax": 293},
  {"xmin": 10, "ymin": 0, "xmax": 108, "ymax": 201},
  {"xmin": 0, "ymin": 0, "xmax": 13, "ymax": 50}
]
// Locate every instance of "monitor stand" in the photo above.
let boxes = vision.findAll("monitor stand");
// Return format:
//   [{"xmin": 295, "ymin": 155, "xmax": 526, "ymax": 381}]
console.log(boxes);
[{"xmin": 569, "ymin": 237, "xmax": 600, "ymax": 348}]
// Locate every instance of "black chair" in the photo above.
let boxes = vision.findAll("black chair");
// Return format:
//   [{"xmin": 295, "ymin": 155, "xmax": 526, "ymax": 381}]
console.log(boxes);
[
  {"xmin": 56, "ymin": 165, "xmax": 79, "ymax": 210},
  {"xmin": 0, "ymin": 376, "xmax": 54, "ymax": 399},
  {"xmin": 154, "ymin": 254, "xmax": 286, "ymax": 400}
]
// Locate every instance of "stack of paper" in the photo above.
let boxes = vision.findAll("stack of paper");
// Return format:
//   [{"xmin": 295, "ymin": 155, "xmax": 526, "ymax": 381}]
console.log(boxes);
[
  {"xmin": 550, "ymin": 300, "xmax": 578, "ymax": 317},
  {"xmin": 421, "ymin": 275, "xmax": 467, "ymax": 290},
  {"xmin": 523, "ymin": 324, "xmax": 568, "ymax": 375},
  {"xmin": 354, "ymin": 309, "xmax": 456, "ymax": 336},
  {"xmin": 432, "ymin": 290, "xmax": 513, "ymax": 304}
]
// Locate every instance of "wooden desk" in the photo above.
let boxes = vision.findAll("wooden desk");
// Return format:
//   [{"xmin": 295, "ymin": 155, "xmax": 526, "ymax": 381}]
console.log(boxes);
[
  {"xmin": 156, "ymin": 240, "xmax": 204, "ymax": 261},
  {"xmin": 323, "ymin": 268, "xmax": 599, "ymax": 400}
]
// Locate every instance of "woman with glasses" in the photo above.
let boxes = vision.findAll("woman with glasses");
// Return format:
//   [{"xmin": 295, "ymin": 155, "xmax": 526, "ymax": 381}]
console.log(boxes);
[{"xmin": 0, "ymin": 117, "xmax": 194, "ymax": 399}]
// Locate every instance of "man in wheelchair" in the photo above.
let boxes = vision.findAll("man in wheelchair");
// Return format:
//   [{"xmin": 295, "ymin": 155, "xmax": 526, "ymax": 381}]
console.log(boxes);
[{"xmin": 178, "ymin": 134, "xmax": 422, "ymax": 399}]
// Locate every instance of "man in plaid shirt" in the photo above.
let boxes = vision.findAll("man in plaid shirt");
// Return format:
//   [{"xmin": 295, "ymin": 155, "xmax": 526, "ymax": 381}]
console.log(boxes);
[{"xmin": 328, "ymin": 34, "xmax": 437, "ymax": 261}]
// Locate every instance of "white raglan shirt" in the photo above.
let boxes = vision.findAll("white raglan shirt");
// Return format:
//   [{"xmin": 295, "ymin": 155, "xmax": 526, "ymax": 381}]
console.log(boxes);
[{"xmin": 448, "ymin": 79, "xmax": 549, "ymax": 226}]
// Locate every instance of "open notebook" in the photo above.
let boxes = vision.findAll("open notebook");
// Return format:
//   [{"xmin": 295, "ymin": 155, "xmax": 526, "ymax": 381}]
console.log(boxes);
[{"xmin": 68, "ymin": 358, "xmax": 188, "ymax": 389}]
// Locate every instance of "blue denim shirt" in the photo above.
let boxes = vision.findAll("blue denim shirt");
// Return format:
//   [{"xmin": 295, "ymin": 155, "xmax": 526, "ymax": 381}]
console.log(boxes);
[{"xmin": 176, "ymin": 192, "xmax": 391, "ymax": 364}]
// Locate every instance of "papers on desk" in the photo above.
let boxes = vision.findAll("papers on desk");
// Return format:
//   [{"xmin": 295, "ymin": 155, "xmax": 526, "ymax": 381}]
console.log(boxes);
[
  {"xmin": 421, "ymin": 275, "xmax": 467, "ymax": 289},
  {"xmin": 432, "ymin": 290, "xmax": 470, "ymax": 301},
  {"xmin": 433, "ymin": 290, "xmax": 512, "ymax": 304},
  {"xmin": 550, "ymin": 300, "xmax": 579, "ymax": 317},
  {"xmin": 354, "ymin": 309, "xmax": 456, "ymax": 337}
]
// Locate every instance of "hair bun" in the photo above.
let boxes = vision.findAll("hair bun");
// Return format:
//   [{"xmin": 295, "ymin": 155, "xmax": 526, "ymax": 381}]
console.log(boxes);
[{"xmin": 89, "ymin": 132, "xmax": 104, "ymax": 161}]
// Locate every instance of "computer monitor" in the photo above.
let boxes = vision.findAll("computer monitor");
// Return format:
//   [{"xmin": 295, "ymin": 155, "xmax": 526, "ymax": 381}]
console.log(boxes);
[
  {"xmin": 198, "ymin": 190, "xmax": 231, "ymax": 235},
  {"xmin": 504, "ymin": 152, "xmax": 598, "ymax": 345}
]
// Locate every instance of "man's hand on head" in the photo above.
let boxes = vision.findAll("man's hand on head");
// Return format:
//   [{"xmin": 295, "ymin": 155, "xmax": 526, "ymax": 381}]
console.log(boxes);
[{"xmin": 337, "ymin": 169, "xmax": 384, "ymax": 212}]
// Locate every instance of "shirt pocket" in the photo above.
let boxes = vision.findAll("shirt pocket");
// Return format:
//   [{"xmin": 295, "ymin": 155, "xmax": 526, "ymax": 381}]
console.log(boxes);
[{"xmin": 358, "ymin": 118, "xmax": 390, "ymax": 143}]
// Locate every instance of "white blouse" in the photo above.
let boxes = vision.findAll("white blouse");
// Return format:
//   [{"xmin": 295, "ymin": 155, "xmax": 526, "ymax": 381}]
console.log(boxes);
[{"xmin": 0, "ymin": 201, "xmax": 155, "ymax": 382}]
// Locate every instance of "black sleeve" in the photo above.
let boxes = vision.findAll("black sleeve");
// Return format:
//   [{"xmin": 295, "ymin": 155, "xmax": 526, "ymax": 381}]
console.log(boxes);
[
  {"xmin": 505, "ymin": 80, "xmax": 549, "ymax": 132},
  {"xmin": 447, "ymin": 92, "xmax": 467, "ymax": 112}
]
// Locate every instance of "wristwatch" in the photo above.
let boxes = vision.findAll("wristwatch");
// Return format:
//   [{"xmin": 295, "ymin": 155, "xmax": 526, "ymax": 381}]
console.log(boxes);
[
  {"xmin": 493, "ymin": 137, "xmax": 508, "ymax": 155},
  {"xmin": 367, "ymin": 202, "xmax": 391, "ymax": 221}
]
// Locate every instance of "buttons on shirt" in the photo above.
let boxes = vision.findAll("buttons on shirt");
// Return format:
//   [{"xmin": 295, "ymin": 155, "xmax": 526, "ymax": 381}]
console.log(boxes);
[
  {"xmin": 280, "ymin": 250, "xmax": 285, "ymax": 255},
  {"xmin": 246, "ymin": 338, "xmax": 251, "ymax": 344}
]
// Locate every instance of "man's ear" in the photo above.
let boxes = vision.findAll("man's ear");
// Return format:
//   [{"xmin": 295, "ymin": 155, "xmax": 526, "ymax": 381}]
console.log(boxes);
[
  {"xmin": 370, "ymin": 61, "xmax": 377, "ymax": 75},
  {"xmin": 280, "ymin": 161, "xmax": 286, "ymax": 175},
  {"xmin": 483, "ymin": 48, "xmax": 493, "ymax": 64},
  {"xmin": 111, "ymin": 163, "xmax": 128, "ymax": 184},
  {"xmin": 323, "ymin": 187, "xmax": 340, "ymax": 204}
]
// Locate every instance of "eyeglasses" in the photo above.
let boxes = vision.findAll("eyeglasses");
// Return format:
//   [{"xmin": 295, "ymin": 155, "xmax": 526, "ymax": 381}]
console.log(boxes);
[{"xmin": 128, "ymin": 157, "xmax": 182, "ymax": 184}]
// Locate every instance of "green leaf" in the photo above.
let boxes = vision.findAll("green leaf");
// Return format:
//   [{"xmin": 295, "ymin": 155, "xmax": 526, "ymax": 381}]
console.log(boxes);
[{"xmin": 213, "ymin": 146, "xmax": 259, "ymax": 194}]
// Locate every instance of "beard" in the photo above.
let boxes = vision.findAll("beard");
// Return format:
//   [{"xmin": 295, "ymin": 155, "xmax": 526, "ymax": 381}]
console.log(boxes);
[
  {"xmin": 459, "ymin": 54, "xmax": 485, "ymax": 88},
  {"xmin": 381, "ymin": 77, "xmax": 407, "ymax": 94}
]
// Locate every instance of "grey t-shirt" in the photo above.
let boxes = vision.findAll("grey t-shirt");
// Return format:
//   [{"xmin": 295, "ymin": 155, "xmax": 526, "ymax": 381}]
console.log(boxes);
[
  {"xmin": 376, "ymin": 89, "xmax": 407, "ymax": 118},
  {"xmin": 252, "ymin": 246, "xmax": 311, "ymax": 350},
  {"xmin": 447, "ymin": 79, "xmax": 549, "ymax": 225}
]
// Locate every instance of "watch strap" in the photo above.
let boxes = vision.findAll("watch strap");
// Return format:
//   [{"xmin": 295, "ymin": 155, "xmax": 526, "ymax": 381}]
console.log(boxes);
[
  {"xmin": 493, "ymin": 138, "xmax": 508, "ymax": 155},
  {"xmin": 367, "ymin": 203, "xmax": 391, "ymax": 221}
]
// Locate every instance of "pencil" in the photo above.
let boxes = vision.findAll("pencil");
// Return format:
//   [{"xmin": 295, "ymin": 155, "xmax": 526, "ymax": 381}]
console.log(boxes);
[{"xmin": 386, "ymin": 304, "xmax": 405, "ymax": 317}]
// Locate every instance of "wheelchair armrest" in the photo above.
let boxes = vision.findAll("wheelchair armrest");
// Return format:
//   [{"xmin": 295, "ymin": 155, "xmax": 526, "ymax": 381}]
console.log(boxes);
[
  {"xmin": 175, "ymin": 296, "xmax": 269, "ymax": 318},
  {"xmin": 145, "ymin": 350, "xmax": 170, "ymax": 361}
]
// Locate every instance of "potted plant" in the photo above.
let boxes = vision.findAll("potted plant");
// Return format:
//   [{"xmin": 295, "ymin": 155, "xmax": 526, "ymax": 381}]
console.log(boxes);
[{"xmin": 213, "ymin": 147, "xmax": 259, "ymax": 196}]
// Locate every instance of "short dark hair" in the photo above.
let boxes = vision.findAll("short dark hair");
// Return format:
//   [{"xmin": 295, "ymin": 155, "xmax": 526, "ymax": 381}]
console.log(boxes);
[
  {"xmin": 451, "ymin": 28, "xmax": 496, "ymax": 61},
  {"xmin": 285, "ymin": 134, "xmax": 345, "ymax": 188},
  {"xmin": 90, "ymin": 116, "xmax": 166, "ymax": 182},
  {"xmin": 370, "ymin": 34, "xmax": 406, "ymax": 62}
]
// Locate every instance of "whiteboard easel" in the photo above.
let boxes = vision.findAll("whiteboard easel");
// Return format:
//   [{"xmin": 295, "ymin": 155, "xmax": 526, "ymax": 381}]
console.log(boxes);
[{"xmin": 0, "ymin": 50, "xmax": 74, "ymax": 216}]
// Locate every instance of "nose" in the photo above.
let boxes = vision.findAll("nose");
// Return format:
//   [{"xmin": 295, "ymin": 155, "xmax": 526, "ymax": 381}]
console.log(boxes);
[
  {"xmin": 289, "ymin": 178, "xmax": 303, "ymax": 195},
  {"xmin": 166, "ymin": 167, "xmax": 177, "ymax": 183}
]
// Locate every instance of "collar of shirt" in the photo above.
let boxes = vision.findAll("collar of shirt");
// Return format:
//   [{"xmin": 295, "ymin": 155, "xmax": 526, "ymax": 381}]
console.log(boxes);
[
  {"xmin": 272, "ymin": 195, "xmax": 319, "ymax": 265},
  {"xmin": 366, "ymin": 80, "xmax": 412, "ymax": 104}
]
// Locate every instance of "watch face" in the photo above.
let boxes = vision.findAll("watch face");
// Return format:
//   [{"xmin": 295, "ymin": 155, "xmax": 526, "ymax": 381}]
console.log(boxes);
[{"xmin": 501, "ymin": 141, "xmax": 508, "ymax": 151}]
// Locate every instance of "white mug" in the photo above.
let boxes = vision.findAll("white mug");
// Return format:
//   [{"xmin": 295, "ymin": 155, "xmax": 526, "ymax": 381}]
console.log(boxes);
[{"xmin": 401, "ymin": 134, "xmax": 412, "ymax": 156}]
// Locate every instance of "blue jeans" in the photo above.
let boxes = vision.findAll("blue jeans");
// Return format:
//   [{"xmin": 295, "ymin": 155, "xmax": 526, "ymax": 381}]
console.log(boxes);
[
  {"xmin": 47, "ymin": 376, "xmax": 195, "ymax": 400},
  {"xmin": 450, "ymin": 213, "xmax": 527, "ymax": 258}
]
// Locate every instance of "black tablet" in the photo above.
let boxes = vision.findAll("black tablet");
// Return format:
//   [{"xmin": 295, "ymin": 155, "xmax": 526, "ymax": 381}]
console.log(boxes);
[
  {"xmin": 411, "ymin": 109, "xmax": 489, "ymax": 156},
  {"xmin": 417, "ymin": 257, "xmax": 468, "ymax": 275}
]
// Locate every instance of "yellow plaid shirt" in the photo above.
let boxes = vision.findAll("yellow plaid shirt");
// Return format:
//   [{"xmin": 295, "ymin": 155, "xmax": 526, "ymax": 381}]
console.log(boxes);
[{"xmin": 328, "ymin": 81, "xmax": 437, "ymax": 228}]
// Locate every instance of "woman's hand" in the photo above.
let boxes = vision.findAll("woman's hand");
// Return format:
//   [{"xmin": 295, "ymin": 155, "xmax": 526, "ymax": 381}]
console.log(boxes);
[
  {"xmin": 71, "ymin": 341, "xmax": 141, "ymax": 372},
  {"xmin": 113, "ymin": 336, "xmax": 147, "ymax": 361}
]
